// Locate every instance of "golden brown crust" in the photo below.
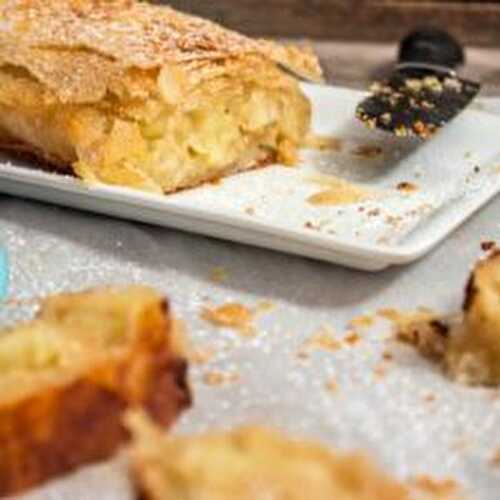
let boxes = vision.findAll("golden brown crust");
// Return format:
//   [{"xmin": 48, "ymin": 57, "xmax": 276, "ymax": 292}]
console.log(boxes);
[
  {"xmin": 0, "ymin": 286, "xmax": 191, "ymax": 496},
  {"xmin": 127, "ymin": 416, "xmax": 462, "ymax": 500},
  {"xmin": 0, "ymin": 0, "xmax": 322, "ymax": 104},
  {"xmin": 0, "ymin": 138, "xmax": 73, "ymax": 173},
  {"xmin": 463, "ymin": 249, "xmax": 500, "ymax": 313},
  {"xmin": 0, "ymin": 0, "xmax": 317, "ymax": 193}
]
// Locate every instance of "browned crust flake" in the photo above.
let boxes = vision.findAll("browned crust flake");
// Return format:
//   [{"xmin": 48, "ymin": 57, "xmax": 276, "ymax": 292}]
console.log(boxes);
[{"xmin": 0, "ymin": 289, "xmax": 191, "ymax": 497}]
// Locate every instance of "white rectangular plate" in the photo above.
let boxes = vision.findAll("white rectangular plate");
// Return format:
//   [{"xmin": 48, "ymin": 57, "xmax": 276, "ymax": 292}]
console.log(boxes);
[{"xmin": 1, "ymin": 84, "xmax": 500, "ymax": 271}]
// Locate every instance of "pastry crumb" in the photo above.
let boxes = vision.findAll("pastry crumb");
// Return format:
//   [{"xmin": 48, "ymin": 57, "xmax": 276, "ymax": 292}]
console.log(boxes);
[
  {"xmin": 396, "ymin": 181, "xmax": 419, "ymax": 193},
  {"xmin": 189, "ymin": 346, "xmax": 215, "ymax": 365},
  {"xmin": 423, "ymin": 392, "xmax": 436, "ymax": 403},
  {"xmin": 304, "ymin": 221, "xmax": 320, "ymax": 231},
  {"xmin": 202, "ymin": 370, "xmax": 240, "ymax": 386},
  {"xmin": 373, "ymin": 363, "xmax": 387, "ymax": 379},
  {"xmin": 382, "ymin": 350, "xmax": 394, "ymax": 361},
  {"xmin": 451, "ymin": 437, "xmax": 470, "ymax": 453},
  {"xmin": 344, "ymin": 332, "xmax": 361, "ymax": 346},
  {"xmin": 490, "ymin": 448, "xmax": 500, "ymax": 467},
  {"xmin": 297, "ymin": 326, "xmax": 341, "ymax": 358},
  {"xmin": 307, "ymin": 175, "xmax": 372, "ymax": 206},
  {"xmin": 367, "ymin": 208, "xmax": 381, "ymax": 217},
  {"xmin": 348, "ymin": 314, "xmax": 374, "ymax": 329},
  {"xmin": 201, "ymin": 302, "xmax": 255, "ymax": 337},
  {"xmin": 411, "ymin": 476, "xmax": 459, "ymax": 497},
  {"xmin": 307, "ymin": 188, "xmax": 369, "ymax": 207},
  {"xmin": 325, "ymin": 377, "xmax": 339, "ymax": 394},
  {"xmin": 382, "ymin": 308, "xmax": 447, "ymax": 361},
  {"xmin": 244, "ymin": 206, "xmax": 255, "ymax": 216}
]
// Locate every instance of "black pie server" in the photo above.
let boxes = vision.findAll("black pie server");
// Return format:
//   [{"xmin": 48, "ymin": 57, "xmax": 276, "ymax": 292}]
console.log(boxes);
[{"xmin": 356, "ymin": 28, "xmax": 480, "ymax": 139}]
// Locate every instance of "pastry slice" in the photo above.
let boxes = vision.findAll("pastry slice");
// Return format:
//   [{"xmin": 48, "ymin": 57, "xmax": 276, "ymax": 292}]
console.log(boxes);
[
  {"xmin": 396, "ymin": 249, "xmax": 500, "ymax": 386},
  {"xmin": 0, "ymin": 286, "xmax": 191, "ymax": 496},
  {"xmin": 446, "ymin": 249, "xmax": 500, "ymax": 385},
  {"xmin": 0, "ymin": 0, "xmax": 322, "ymax": 193},
  {"xmin": 126, "ymin": 412, "xmax": 460, "ymax": 500}
]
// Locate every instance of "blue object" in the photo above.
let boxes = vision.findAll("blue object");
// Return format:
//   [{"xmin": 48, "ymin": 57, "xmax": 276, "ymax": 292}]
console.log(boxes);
[{"xmin": 0, "ymin": 246, "xmax": 8, "ymax": 300}]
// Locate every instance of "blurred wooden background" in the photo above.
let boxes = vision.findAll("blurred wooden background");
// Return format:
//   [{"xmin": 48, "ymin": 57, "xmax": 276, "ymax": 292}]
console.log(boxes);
[
  {"xmin": 163, "ymin": 1, "xmax": 500, "ymax": 92},
  {"xmin": 167, "ymin": 1, "xmax": 500, "ymax": 46}
]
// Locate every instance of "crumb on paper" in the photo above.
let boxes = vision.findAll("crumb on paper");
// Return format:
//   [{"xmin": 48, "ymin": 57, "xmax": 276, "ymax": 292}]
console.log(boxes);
[
  {"xmin": 189, "ymin": 346, "xmax": 215, "ymax": 365},
  {"xmin": 385, "ymin": 214, "xmax": 403, "ymax": 228},
  {"xmin": 305, "ymin": 133, "xmax": 343, "ymax": 152},
  {"xmin": 382, "ymin": 350, "xmax": 394, "ymax": 361},
  {"xmin": 396, "ymin": 181, "xmax": 419, "ymax": 193},
  {"xmin": 244, "ymin": 206, "xmax": 255, "ymax": 216},
  {"xmin": 473, "ymin": 165, "xmax": 481, "ymax": 174},
  {"xmin": 209, "ymin": 266, "xmax": 228, "ymax": 284},
  {"xmin": 377, "ymin": 308, "xmax": 402, "ymax": 322},
  {"xmin": 201, "ymin": 302, "xmax": 255, "ymax": 337},
  {"xmin": 423, "ymin": 392, "xmax": 436, "ymax": 403},
  {"xmin": 378, "ymin": 307, "xmax": 448, "ymax": 361},
  {"xmin": 373, "ymin": 363, "xmax": 387, "ymax": 379},
  {"xmin": 202, "ymin": 370, "xmax": 240, "ymax": 386},
  {"xmin": 481, "ymin": 241, "xmax": 496, "ymax": 252},
  {"xmin": 304, "ymin": 221, "xmax": 320, "ymax": 231},
  {"xmin": 490, "ymin": 448, "xmax": 500, "ymax": 467},
  {"xmin": 297, "ymin": 326, "xmax": 341, "ymax": 359},
  {"xmin": 411, "ymin": 476, "xmax": 459, "ymax": 497},
  {"xmin": 451, "ymin": 437, "xmax": 470, "ymax": 453},
  {"xmin": 352, "ymin": 144, "xmax": 383, "ymax": 159},
  {"xmin": 325, "ymin": 377, "xmax": 339, "ymax": 394},
  {"xmin": 367, "ymin": 208, "xmax": 381, "ymax": 217},
  {"xmin": 344, "ymin": 332, "xmax": 361, "ymax": 346},
  {"xmin": 348, "ymin": 314, "xmax": 374, "ymax": 329}
]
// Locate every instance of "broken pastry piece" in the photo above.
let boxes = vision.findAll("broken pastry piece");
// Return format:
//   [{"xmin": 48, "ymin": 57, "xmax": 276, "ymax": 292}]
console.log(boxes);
[
  {"xmin": 447, "ymin": 249, "xmax": 500, "ymax": 385},
  {"xmin": 0, "ymin": 0, "xmax": 321, "ymax": 193},
  {"xmin": 396, "ymin": 250, "xmax": 500, "ymax": 386},
  {"xmin": 127, "ymin": 412, "xmax": 460, "ymax": 500},
  {"xmin": 0, "ymin": 286, "xmax": 191, "ymax": 496}
]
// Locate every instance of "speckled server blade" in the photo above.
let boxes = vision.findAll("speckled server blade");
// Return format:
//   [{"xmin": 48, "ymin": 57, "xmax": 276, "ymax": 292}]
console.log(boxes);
[{"xmin": 357, "ymin": 68, "xmax": 480, "ymax": 139}]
